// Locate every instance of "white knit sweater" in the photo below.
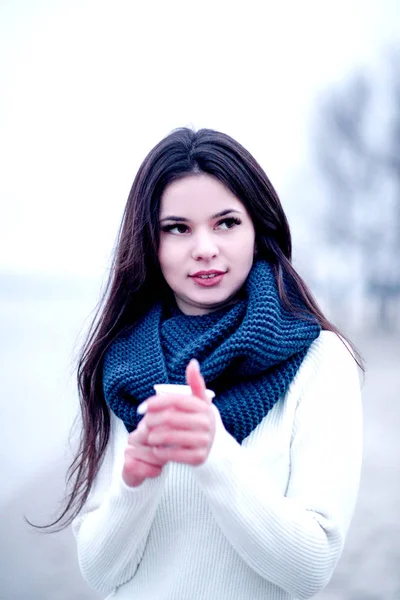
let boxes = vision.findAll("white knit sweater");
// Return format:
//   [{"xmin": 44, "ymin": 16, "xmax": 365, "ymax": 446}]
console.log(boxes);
[{"xmin": 72, "ymin": 331, "xmax": 363, "ymax": 600}]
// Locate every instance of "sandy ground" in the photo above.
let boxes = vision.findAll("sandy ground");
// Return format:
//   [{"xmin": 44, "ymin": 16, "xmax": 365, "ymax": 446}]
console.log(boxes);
[{"xmin": 0, "ymin": 334, "xmax": 399, "ymax": 600}]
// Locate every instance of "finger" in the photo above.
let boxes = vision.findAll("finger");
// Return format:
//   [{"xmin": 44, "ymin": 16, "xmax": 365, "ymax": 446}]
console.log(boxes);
[
  {"xmin": 125, "ymin": 443, "xmax": 167, "ymax": 467},
  {"xmin": 122, "ymin": 458, "xmax": 162, "ymax": 487},
  {"xmin": 147, "ymin": 429, "xmax": 211, "ymax": 448},
  {"xmin": 152, "ymin": 445, "xmax": 208, "ymax": 466},
  {"xmin": 128, "ymin": 421, "xmax": 150, "ymax": 446},
  {"xmin": 138, "ymin": 394, "xmax": 209, "ymax": 415},
  {"xmin": 186, "ymin": 358, "xmax": 209, "ymax": 403},
  {"xmin": 145, "ymin": 410, "xmax": 211, "ymax": 431}
]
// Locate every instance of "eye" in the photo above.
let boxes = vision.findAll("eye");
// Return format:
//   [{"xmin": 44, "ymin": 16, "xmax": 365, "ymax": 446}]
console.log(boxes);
[
  {"xmin": 216, "ymin": 217, "xmax": 242, "ymax": 230},
  {"xmin": 161, "ymin": 223, "xmax": 190, "ymax": 235}
]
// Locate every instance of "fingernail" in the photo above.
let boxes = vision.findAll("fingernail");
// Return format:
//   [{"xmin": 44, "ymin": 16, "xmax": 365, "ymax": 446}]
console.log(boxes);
[
  {"xmin": 137, "ymin": 402, "xmax": 148, "ymax": 415},
  {"xmin": 190, "ymin": 358, "xmax": 200, "ymax": 371}
]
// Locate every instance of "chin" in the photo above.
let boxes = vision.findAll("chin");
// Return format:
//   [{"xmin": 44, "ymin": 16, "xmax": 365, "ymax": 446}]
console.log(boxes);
[{"xmin": 194, "ymin": 293, "xmax": 236, "ymax": 309}]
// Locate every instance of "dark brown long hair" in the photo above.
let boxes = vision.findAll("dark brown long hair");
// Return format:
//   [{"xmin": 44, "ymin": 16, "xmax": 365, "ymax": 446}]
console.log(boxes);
[{"xmin": 39, "ymin": 127, "xmax": 364, "ymax": 530}]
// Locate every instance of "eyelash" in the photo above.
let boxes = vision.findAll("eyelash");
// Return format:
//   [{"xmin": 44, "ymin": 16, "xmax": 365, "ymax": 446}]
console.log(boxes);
[{"xmin": 161, "ymin": 217, "xmax": 242, "ymax": 235}]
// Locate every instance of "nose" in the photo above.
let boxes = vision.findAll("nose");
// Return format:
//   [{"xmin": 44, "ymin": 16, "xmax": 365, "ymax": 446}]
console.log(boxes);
[{"xmin": 191, "ymin": 230, "xmax": 219, "ymax": 261}]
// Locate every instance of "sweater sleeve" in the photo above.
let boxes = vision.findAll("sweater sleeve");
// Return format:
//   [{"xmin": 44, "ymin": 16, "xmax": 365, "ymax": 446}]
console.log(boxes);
[
  {"xmin": 71, "ymin": 413, "xmax": 167, "ymax": 595},
  {"xmin": 193, "ymin": 332, "xmax": 363, "ymax": 600}
]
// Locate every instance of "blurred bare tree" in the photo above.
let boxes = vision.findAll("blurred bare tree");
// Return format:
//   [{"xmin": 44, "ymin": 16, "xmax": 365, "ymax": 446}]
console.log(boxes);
[{"xmin": 314, "ymin": 49, "xmax": 400, "ymax": 330}]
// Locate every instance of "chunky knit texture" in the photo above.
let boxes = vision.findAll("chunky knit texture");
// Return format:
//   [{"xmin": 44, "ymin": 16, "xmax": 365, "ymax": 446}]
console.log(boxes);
[
  {"xmin": 103, "ymin": 260, "xmax": 320, "ymax": 442},
  {"xmin": 73, "ymin": 331, "xmax": 363, "ymax": 600}
]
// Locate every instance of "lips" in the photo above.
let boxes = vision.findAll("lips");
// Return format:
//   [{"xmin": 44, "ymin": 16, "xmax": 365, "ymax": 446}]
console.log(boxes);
[
  {"xmin": 189, "ymin": 270, "xmax": 227, "ymax": 287},
  {"xmin": 190, "ymin": 270, "xmax": 226, "ymax": 278}
]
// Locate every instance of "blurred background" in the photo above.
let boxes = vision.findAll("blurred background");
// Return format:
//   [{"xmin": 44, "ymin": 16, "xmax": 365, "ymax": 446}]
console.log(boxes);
[{"xmin": 0, "ymin": 1, "xmax": 399, "ymax": 598}]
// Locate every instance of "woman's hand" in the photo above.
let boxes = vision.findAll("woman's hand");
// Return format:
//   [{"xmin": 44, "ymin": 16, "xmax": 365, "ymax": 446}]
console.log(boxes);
[
  {"xmin": 122, "ymin": 419, "xmax": 168, "ymax": 487},
  {"xmin": 122, "ymin": 359, "xmax": 215, "ymax": 486},
  {"xmin": 124, "ymin": 359, "xmax": 216, "ymax": 484},
  {"xmin": 144, "ymin": 359, "xmax": 216, "ymax": 465}
]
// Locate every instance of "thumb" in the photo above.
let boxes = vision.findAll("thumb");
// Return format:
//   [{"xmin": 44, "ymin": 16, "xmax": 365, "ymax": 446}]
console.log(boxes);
[{"xmin": 186, "ymin": 359, "xmax": 209, "ymax": 403}]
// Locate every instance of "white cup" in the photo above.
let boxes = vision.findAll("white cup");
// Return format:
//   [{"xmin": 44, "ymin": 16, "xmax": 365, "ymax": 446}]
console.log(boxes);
[{"xmin": 154, "ymin": 383, "xmax": 215, "ymax": 400}]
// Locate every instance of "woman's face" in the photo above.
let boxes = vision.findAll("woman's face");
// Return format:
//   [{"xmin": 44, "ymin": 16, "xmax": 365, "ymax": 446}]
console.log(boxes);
[{"xmin": 158, "ymin": 173, "xmax": 256, "ymax": 315}]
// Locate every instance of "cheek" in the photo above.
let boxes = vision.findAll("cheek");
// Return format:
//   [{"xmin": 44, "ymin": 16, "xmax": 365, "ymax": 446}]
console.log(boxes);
[
  {"xmin": 232, "ymin": 230, "xmax": 255, "ymax": 261},
  {"xmin": 157, "ymin": 239, "xmax": 168, "ymax": 275},
  {"xmin": 158, "ymin": 238, "xmax": 181, "ymax": 277}
]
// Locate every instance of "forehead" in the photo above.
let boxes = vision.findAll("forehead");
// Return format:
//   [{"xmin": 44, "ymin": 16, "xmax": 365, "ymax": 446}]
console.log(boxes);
[{"xmin": 160, "ymin": 174, "xmax": 245, "ymax": 214}]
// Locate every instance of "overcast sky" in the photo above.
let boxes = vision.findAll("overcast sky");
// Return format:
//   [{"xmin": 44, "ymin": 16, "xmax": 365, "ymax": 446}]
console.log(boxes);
[{"xmin": 1, "ymin": 0, "xmax": 399, "ymax": 277}]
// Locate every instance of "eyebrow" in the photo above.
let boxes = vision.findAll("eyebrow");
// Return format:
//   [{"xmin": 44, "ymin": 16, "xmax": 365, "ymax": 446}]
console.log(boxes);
[{"xmin": 159, "ymin": 209, "xmax": 243, "ymax": 223}]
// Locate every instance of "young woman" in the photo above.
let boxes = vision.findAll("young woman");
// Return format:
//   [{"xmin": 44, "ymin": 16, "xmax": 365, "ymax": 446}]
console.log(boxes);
[{"xmin": 65, "ymin": 128, "xmax": 362, "ymax": 599}]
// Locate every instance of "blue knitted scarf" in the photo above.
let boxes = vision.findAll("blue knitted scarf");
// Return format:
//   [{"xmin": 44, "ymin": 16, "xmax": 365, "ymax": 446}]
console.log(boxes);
[{"xmin": 103, "ymin": 260, "xmax": 321, "ymax": 443}]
